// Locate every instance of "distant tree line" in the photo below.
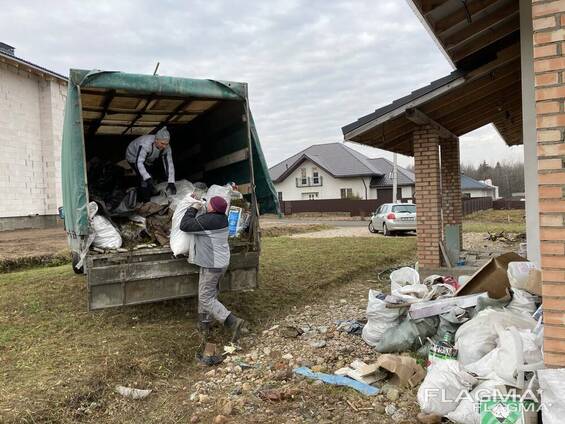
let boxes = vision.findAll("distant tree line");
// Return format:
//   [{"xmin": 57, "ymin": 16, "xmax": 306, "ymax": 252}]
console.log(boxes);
[
  {"xmin": 461, "ymin": 161, "xmax": 524, "ymax": 198},
  {"xmin": 406, "ymin": 161, "xmax": 525, "ymax": 198}
]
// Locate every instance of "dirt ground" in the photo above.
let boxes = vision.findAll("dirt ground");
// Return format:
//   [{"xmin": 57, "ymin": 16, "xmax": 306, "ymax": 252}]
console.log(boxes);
[
  {"xmin": 0, "ymin": 236, "xmax": 417, "ymax": 423},
  {"xmin": 0, "ymin": 227, "xmax": 68, "ymax": 261}
]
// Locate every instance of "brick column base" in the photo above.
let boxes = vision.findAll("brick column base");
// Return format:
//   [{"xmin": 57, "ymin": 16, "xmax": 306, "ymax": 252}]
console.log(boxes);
[{"xmin": 414, "ymin": 125, "xmax": 442, "ymax": 268}]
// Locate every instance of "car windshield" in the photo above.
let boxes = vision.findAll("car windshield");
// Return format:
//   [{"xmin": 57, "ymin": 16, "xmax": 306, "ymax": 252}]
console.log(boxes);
[{"xmin": 392, "ymin": 205, "xmax": 416, "ymax": 213}]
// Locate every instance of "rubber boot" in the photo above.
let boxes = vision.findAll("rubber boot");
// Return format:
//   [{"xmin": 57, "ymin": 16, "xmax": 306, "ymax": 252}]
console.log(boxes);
[{"xmin": 224, "ymin": 313, "xmax": 246, "ymax": 343}]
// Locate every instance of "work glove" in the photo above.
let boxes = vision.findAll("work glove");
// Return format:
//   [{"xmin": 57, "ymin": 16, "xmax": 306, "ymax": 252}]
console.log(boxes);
[
  {"xmin": 141, "ymin": 178, "xmax": 155, "ymax": 192},
  {"xmin": 166, "ymin": 182, "xmax": 177, "ymax": 195}
]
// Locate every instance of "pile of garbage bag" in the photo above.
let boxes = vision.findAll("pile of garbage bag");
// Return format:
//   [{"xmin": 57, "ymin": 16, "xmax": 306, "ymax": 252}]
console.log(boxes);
[
  {"xmin": 86, "ymin": 177, "xmax": 251, "ymax": 253},
  {"xmin": 360, "ymin": 257, "xmax": 556, "ymax": 423}
]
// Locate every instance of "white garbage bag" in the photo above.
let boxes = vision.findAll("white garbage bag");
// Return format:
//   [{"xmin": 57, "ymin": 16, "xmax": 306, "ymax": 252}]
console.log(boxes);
[
  {"xmin": 88, "ymin": 202, "xmax": 122, "ymax": 249},
  {"xmin": 538, "ymin": 368, "xmax": 565, "ymax": 424},
  {"xmin": 493, "ymin": 327, "xmax": 544, "ymax": 388},
  {"xmin": 151, "ymin": 180, "xmax": 195, "ymax": 210},
  {"xmin": 506, "ymin": 288, "xmax": 538, "ymax": 316},
  {"xmin": 206, "ymin": 184, "xmax": 231, "ymax": 213},
  {"xmin": 417, "ymin": 360, "xmax": 477, "ymax": 416},
  {"xmin": 446, "ymin": 379, "xmax": 506, "ymax": 424},
  {"xmin": 390, "ymin": 267, "xmax": 420, "ymax": 293},
  {"xmin": 507, "ymin": 261, "xmax": 538, "ymax": 290},
  {"xmin": 361, "ymin": 290, "xmax": 404, "ymax": 346},
  {"xmin": 169, "ymin": 194, "xmax": 203, "ymax": 256},
  {"xmin": 455, "ymin": 309, "xmax": 537, "ymax": 366}
]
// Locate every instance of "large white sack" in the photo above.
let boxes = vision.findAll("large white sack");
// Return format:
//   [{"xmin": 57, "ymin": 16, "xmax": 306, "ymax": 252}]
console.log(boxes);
[
  {"xmin": 507, "ymin": 261, "xmax": 538, "ymax": 290},
  {"xmin": 506, "ymin": 288, "xmax": 538, "ymax": 316},
  {"xmin": 538, "ymin": 368, "xmax": 565, "ymax": 424},
  {"xmin": 390, "ymin": 266, "xmax": 420, "ymax": 293},
  {"xmin": 446, "ymin": 379, "xmax": 506, "ymax": 424},
  {"xmin": 88, "ymin": 202, "xmax": 122, "ymax": 249},
  {"xmin": 455, "ymin": 309, "xmax": 537, "ymax": 365},
  {"xmin": 361, "ymin": 289, "xmax": 403, "ymax": 346},
  {"xmin": 206, "ymin": 184, "xmax": 231, "ymax": 213},
  {"xmin": 151, "ymin": 180, "xmax": 195, "ymax": 210},
  {"xmin": 493, "ymin": 327, "xmax": 543, "ymax": 388},
  {"xmin": 417, "ymin": 360, "xmax": 477, "ymax": 416},
  {"xmin": 170, "ymin": 195, "xmax": 203, "ymax": 256}
]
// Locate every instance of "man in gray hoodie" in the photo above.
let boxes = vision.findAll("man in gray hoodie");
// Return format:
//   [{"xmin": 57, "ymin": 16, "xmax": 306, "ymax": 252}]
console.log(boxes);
[
  {"xmin": 180, "ymin": 195, "xmax": 245, "ymax": 341},
  {"xmin": 126, "ymin": 126, "xmax": 176, "ymax": 202}
]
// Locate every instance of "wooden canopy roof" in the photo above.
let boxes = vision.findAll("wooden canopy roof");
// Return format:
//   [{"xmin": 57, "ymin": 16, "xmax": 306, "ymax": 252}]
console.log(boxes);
[
  {"xmin": 80, "ymin": 88, "xmax": 222, "ymax": 137},
  {"xmin": 342, "ymin": 0, "xmax": 522, "ymax": 156}
]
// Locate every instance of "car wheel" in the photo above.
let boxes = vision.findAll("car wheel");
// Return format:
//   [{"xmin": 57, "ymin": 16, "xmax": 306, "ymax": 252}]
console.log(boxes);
[
  {"xmin": 383, "ymin": 224, "xmax": 390, "ymax": 237},
  {"xmin": 72, "ymin": 251, "xmax": 84, "ymax": 274},
  {"xmin": 368, "ymin": 222, "xmax": 378, "ymax": 234}
]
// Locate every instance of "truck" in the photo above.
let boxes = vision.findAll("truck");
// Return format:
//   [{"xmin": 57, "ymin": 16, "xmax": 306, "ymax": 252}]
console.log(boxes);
[{"xmin": 61, "ymin": 69, "xmax": 279, "ymax": 310}]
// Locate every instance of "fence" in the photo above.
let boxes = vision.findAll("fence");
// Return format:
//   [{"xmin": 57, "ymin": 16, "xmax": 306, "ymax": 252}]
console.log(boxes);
[
  {"xmin": 462, "ymin": 197, "xmax": 493, "ymax": 216},
  {"xmin": 279, "ymin": 196, "xmax": 495, "ymax": 217},
  {"xmin": 493, "ymin": 198, "xmax": 526, "ymax": 210}
]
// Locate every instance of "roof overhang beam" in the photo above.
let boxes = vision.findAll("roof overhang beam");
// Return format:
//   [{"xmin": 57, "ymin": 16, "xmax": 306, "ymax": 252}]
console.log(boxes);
[{"xmin": 405, "ymin": 108, "xmax": 457, "ymax": 140}]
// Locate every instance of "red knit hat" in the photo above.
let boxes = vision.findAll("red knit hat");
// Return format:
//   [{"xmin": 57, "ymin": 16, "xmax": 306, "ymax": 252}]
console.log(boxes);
[{"xmin": 209, "ymin": 196, "xmax": 228, "ymax": 214}]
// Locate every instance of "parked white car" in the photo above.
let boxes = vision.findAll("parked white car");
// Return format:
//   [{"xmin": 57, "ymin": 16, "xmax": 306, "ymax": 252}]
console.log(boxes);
[{"xmin": 368, "ymin": 203, "xmax": 416, "ymax": 236}]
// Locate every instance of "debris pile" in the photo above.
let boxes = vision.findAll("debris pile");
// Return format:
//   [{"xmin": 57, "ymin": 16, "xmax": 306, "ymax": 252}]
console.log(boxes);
[
  {"xmin": 85, "ymin": 173, "xmax": 251, "ymax": 253},
  {"xmin": 355, "ymin": 256, "xmax": 549, "ymax": 423}
]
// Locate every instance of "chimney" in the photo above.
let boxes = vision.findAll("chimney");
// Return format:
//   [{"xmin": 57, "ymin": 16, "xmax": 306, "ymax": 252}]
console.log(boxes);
[{"xmin": 0, "ymin": 42, "xmax": 15, "ymax": 56}]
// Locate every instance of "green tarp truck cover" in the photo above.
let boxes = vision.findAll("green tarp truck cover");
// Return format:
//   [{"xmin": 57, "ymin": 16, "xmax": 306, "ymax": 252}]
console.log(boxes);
[{"xmin": 61, "ymin": 69, "xmax": 279, "ymax": 236}]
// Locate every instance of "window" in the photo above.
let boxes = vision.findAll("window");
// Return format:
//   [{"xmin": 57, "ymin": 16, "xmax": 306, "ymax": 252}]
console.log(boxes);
[
  {"xmin": 302, "ymin": 192, "xmax": 319, "ymax": 200},
  {"xmin": 278, "ymin": 192, "xmax": 283, "ymax": 202},
  {"xmin": 312, "ymin": 168, "xmax": 320, "ymax": 185},
  {"xmin": 300, "ymin": 168, "xmax": 307, "ymax": 185},
  {"xmin": 392, "ymin": 204, "xmax": 416, "ymax": 213},
  {"xmin": 340, "ymin": 188, "xmax": 353, "ymax": 199}
]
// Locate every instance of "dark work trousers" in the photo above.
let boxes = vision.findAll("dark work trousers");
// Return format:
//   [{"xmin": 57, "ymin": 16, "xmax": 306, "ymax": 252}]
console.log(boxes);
[{"xmin": 128, "ymin": 161, "xmax": 154, "ymax": 203}]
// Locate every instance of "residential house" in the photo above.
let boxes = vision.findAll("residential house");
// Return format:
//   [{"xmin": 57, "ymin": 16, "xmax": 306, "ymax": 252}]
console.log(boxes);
[
  {"xmin": 268, "ymin": 143, "xmax": 415, "ymax": 202},
  {"xmin": 0, "ymin": 42, "xmax": 67, "ymax": 231},
  {"xmin": 270, "ymin": 142, "xmax": 497, "ymax": 202}
]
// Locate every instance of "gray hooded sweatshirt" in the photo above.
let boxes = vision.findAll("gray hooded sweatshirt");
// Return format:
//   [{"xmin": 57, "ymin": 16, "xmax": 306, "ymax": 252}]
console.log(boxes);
[{"xmin": 126, "ymin": 134, "xmax": 175, "ymax": 183}]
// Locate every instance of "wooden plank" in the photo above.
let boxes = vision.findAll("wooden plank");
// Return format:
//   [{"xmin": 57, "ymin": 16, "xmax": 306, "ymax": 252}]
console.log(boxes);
[
  {"xmin": 405, "ymin": 108, "xmax": 457, "ymax": 139},
  {"xmin": 420, "ymin": 0, "xmax": 447, "ymax": 14},
  {"xmin": 87, "ymin": 90, "xmax": 115, "ymax": 138},
  {"xmin": 450, "ymin": 14, "xmax": 520, "ymax": 62},
  {"xmin": 204, "ymin": 148, "xmax": 249, "ymax": 171},
  {"xmin": 434, "ymin": 0, "xmax": 500, "ymax": 33},
  {"xmin": 442, "ymin": 3, "xmax": 518, "ymax": 50}
]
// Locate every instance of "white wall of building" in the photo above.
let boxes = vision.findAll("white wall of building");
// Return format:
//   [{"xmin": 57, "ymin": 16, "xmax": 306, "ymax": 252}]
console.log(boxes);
[
  {"xmin": 0, "ymin": 62, "xmax": 66, "ymax": 224},
  {"xmin": 273, "ymin": 159, "xmax": 374, "ymax": 201},
  {"xmin": 463, "ymin": 188, "xmax": 495, "ymax": 199}
]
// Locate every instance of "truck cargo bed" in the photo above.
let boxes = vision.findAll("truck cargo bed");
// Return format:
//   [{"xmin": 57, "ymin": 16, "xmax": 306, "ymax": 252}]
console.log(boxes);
[{"xmin": 85, "ymin": 246, "xmax": 258, "ymax": 310}]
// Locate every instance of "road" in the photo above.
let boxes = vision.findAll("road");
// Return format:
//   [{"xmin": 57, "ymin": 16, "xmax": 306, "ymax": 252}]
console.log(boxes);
[{"xmin": 261, "ymin": 218, "xmax": 368, "ymax": 228}]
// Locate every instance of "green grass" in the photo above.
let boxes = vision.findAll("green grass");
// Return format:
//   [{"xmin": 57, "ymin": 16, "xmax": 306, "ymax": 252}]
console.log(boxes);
[
  {"xmin": 0, "ymin": 235, "xmax": 415, "ymax": 423},
  {"xmin": 261, "ymin": 224, "xmax": 332, "ymax": 238},
  {"xmin": 463, "ymin": 209, "xmax": 526, "ymax": 234}
]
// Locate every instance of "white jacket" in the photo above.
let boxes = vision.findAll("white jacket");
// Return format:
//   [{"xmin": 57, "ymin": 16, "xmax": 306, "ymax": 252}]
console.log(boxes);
[{"xmin": 126, "ymin": 134, "xmax": 175, "ymax": 183}]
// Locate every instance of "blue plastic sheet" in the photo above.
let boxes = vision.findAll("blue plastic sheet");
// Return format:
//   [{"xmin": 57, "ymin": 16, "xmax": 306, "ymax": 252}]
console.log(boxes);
[{"xmin": 293, "ymin": 367, "xmax": 379, "ymax": 396}]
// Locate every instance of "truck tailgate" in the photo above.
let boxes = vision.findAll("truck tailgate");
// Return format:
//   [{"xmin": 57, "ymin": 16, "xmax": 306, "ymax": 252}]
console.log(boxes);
[{"xmin": 85, "ymin": 247, "xmax": 258, "ymax": 310}]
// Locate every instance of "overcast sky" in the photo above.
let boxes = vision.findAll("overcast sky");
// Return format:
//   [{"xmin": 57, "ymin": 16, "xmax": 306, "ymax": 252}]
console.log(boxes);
[{"xmin": 3, "ymin": 0, "xmax": 524, "ymax": 167}]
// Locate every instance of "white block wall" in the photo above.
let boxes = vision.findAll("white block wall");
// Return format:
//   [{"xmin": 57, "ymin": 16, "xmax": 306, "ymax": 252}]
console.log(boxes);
[
  {"xmin": 273, "ymin": 159, "xmax": 374, "ymax": 201},
  {"xmin": 0, "ymin": 63, "xmax": 66, "ymax": 219}
]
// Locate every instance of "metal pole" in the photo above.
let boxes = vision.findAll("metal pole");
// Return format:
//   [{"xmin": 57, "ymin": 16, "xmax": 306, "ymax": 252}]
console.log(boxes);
[{"xmin": 392, "ymin": 153, "xmax": 398, "ymax": 203}]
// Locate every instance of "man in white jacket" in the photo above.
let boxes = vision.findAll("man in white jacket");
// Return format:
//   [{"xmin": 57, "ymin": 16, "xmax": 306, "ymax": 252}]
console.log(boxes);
[{"xmin": 126, "ymin": 126, "xmax": 176, "ymax": 202}]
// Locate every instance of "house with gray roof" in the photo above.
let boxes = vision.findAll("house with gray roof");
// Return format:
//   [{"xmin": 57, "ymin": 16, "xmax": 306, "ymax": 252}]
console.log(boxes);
[
  {"xmin": 269, "ymin": 142, "xmax": 497, "ymax": 202},
  {"xmin": 269, "ymin": 143, "xmax": 416, "ymax": 202}
]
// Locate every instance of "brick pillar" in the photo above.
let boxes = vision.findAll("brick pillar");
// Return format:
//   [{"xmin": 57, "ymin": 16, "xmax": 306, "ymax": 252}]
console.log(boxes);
[
  {"xmin": 533, "ymin": 0, "xmax": 565, "ymax": 367},
  {"xmin": 440, "ymin": 139, "xmax": 463, "ymax": 246},
  {"xmin": 414, "ymin": 125, "xmax": 442, "ymax": 268}
]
